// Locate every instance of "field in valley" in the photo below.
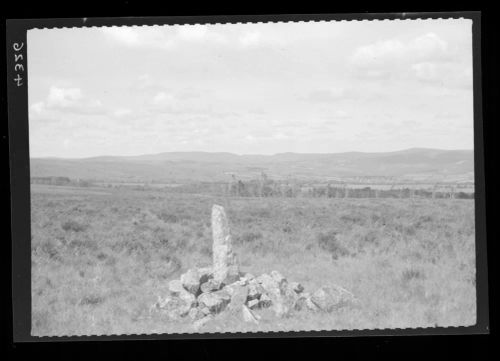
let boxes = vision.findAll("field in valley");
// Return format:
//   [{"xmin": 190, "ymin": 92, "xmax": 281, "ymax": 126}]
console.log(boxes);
[{"xmin": 31, "ymin": 184, "xmax": 477, "ymax": 336}]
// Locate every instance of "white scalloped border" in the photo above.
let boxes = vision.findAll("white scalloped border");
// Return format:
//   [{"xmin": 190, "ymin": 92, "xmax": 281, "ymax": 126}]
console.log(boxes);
[{"xmin": 24, "ymin": 12, "xmax": 481, "ymax": 338}]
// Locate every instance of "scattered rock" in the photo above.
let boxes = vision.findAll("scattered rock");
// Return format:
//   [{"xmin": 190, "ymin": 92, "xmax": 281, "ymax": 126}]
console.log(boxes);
[
  {"xmin": 157, "ymin": 204, "xmax": 356, "ymax": 325},
  {"xmin": 180, "ymin": 268, "xmax": 201, "ymax": 295}
]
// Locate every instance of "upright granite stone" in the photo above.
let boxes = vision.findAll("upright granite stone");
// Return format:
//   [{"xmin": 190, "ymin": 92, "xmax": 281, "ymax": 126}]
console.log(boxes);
[{"xmin": 211, "ymin": 204, "xmax": 239, "ymax": 285}]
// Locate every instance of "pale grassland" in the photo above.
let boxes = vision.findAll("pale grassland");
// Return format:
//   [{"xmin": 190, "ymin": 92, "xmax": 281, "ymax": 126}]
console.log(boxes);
[{"xmin": 31, "ymin": 184, "xmax": 476, "ymax": 336}]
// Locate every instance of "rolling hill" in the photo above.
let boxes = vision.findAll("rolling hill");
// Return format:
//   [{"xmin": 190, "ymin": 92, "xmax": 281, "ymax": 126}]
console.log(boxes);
[{"xmin": 30, "ymin": 148, "xmax": 474, "ymax": 183}]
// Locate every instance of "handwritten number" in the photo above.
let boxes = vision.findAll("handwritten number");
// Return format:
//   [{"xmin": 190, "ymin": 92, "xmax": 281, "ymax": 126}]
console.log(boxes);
[
  {"xmin": 13, "ymin": 42, "xmax": 24, "ymax": 51},
  {"xmin": 13, "ymin": 42, "xmax": 25, "ymax": 86},
  {"xmin": 14, "ymin": 74, "xmax": 23, "ymax": 86}
]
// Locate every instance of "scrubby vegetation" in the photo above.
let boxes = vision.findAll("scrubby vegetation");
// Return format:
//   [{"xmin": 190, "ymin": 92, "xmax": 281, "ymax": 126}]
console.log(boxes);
[{"xmin": 31, "ymin": 184, "xmax": 476, "ymax": 335}]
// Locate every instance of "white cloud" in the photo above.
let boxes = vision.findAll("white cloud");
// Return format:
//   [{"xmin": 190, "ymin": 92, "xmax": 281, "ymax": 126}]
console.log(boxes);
[
  {"xmin": 352, "ymin": 33, "xmax": 449, "ymax": 69},
  {"xmin": 412, "ymin": 62, "xmax": 472, "ymax": 88},
  {"xmin": 30, "ymin": 86, "xmax": 106, "ymax": 118},
  {"xmin": 112, "ymin": 108, "xmax": 132, "ymax": 117},
  {"xmin": 102, "ymin": 25, "xmax": 227, "ymax": 50},
  {"xmin": 152, "ymin": 92, "xmax": 176, "ymax": 105},
  {"xmin": 102, "ymin": 26, "xmax": 175, "ymax": 49},
  {"xmin": 239, "ymin": 31, "xmax": 262, "ymax": 47},
  {"xmin": 177, "ymin": 25, "xmax": 208, "ymax": 40},
  {"xmin": 46, "ymin": 87, "xmax": 83, "ymax": 108},
  {"xmin": 101, "ymin": 27, "xmax": 141, "ymax": 46},
  {"xmin": 349, "ymin": 32, "xmax": 471, "ymax": 89},
  {"xmin": 305, "ymin": 88, "xmax": 350, "ymax": 103}
]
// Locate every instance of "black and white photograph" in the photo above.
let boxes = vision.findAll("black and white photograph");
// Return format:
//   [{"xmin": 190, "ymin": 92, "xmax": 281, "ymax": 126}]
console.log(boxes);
[{"xmin": 15, "ymin": 15, "xmax": 483, "ymax": 337}]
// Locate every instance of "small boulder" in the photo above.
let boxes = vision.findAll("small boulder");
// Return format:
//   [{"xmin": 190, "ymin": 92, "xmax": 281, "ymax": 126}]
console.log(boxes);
[
  {"xmin": 180, "ymin": 268, "xmax": 201, "ymax": 295},
  {"xmin": 247, "ymin": 281, "xmax": 265, "ymax": 300},
  {"xmin": 178, "ymin": 289, "xmax": 196, "ymax": 308},
  {"xmin": 289, "ymin": 281, "xmax": 304, "ymax": 294},
  {"xmin": 305, "ymin": 296, "xmax": 320, "ymax": 311},
  {"xmin": 310, "ymin": 285, "xmax": 355, "ymax": 312},
  {"xmin": 200, "ymin": 279, "xmax": 222, "ymax": 293},
  {"xmin": 242, "ymin": 273, "xmax": 255, "ymax": 281},
  {"xmin": 221, "ymin": 265, "xmax": 241, "ymax": 285},
  {"xmin": 247, "ymin": 299, "xmax": 260, "ymax": 309},
  {"xmin": 193, "ymin": 315, "xmax": 213, "ymax": 330},
  {"xmin": 200, "ymin": 306, "xmax": 211, "ymax": 315},
  {"xmin": 156, "ymin": 295, "xmax": 192, "ymax": 319},
  {"xmin": 258, "ymin": 293, "xmax": 273, "ymax": 308},
  {"xmin": 227, "ymin": 285, "xmax": 248, "ymax": 310},
  {"xmin": 168, "ymin": 279, "xmax": 185, "ymax": 296},
  {"xmin": 270, "ymin": 270, "xmax": 287, "ymax": 286},
  {"xmin": 198, "ymin": 290, "xmax": 231, "ymax": 314},
  {"xmin": 257, "ymin": 274, "xmax": 280, "ymax": 295},
  {"xmin": 197, "ymin": 266, "xmax": 213, "ymax": 284},
  {"xmin": 294, "ymin": 292, "xmax": 312, "ymax": 311},
  {"xmin": 188, "ymin": 307, "xmax": 205, "ymax": 321},
  {"xmin": 241, "ymin": 305, "xmax": 259, "ymax": 324}
]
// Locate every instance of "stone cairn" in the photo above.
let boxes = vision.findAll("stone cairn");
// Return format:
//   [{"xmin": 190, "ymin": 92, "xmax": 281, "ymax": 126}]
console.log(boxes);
[{"xmin": 152, "ymin": 204, "xmax": 356, "ymax": 329}]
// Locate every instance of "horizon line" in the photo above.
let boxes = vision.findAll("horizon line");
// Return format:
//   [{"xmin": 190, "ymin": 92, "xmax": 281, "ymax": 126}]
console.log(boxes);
[{"xmin": 29, "ymin": 147, "xmax": 474, "ymax": 160}]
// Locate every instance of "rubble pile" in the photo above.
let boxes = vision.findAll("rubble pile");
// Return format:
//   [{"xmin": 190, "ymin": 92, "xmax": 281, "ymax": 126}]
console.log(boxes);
[{"xmin": 152, "ymin": 204, "xmax": 356, "ymax": 329}]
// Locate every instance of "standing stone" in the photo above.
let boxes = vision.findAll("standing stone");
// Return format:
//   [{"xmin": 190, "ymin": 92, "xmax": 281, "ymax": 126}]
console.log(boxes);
[{"xmin": 212, "ymin": 205, "xmax": 239, "ymax": 285}]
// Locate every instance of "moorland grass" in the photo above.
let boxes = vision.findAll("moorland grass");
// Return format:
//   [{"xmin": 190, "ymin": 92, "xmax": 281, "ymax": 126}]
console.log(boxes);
[{"xmin": 31, "ymin": 185, "xmax": 476, "ymax": 335}]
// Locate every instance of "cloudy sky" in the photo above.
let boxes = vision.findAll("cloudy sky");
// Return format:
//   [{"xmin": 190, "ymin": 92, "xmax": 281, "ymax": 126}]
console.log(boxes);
[{"xmin": 28, "ymin": 19, "xmax": 473, "ymax": 158}]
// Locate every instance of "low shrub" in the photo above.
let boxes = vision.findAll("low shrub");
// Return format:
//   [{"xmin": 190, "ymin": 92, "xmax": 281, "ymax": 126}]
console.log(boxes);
[
  {"xmin": 236, "ymin": 230, "xmax": 263, "ymax": 244},
  {"xmin": 316, "ymin": 230, "xmax": 349, "ymax": 259},
  {"xmin": 402, "ymin": 268, "xmax": 425, "ymax": 282},
  {"xmin": 61, "ymin": 220, "xmax": 87, "ymax": 232},
  {"xmin": 157, "ymin": 211, "xmax": 179, "ymax": 223}
]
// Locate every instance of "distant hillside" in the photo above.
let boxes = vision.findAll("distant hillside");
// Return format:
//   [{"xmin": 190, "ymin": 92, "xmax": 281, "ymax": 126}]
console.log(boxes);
[{"xmin": 30, "ymin": 148, "xmax": 474, "ymax": 183}]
